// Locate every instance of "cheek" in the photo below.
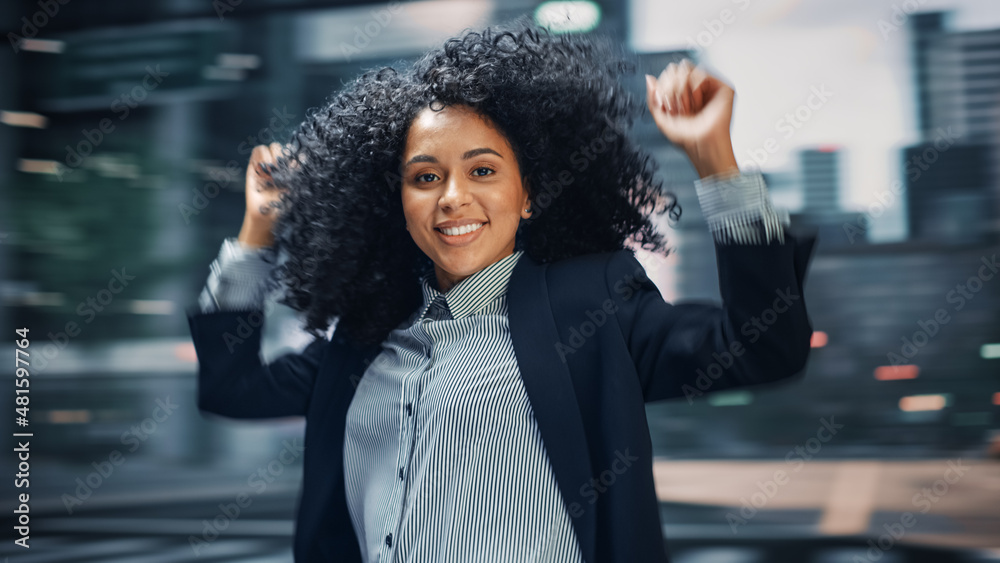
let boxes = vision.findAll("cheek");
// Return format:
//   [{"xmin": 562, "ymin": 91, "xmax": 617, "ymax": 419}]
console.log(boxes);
[
  {"xmin": 400, "ymin": 190, "xmax": 425, "ymax": 221},
  {"xmin": 496, "ymin": 190, "xmax": 527, "ymax": 221}
]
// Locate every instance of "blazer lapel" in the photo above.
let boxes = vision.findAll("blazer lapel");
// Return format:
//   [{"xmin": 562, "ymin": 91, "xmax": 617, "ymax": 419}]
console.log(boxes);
[{"xmin": 507, "ymin": 253, "xmax": 597, "ymax": 563}]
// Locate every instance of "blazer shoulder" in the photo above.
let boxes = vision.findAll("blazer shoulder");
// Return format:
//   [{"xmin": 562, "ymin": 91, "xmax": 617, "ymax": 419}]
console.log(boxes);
[
  {"xmin": 540, "ymin": 249, "xmax": 644, "ymax": 314},
  {"xmin": 545, "ymin": 248, "xmax": 631, "ymax": 277}
]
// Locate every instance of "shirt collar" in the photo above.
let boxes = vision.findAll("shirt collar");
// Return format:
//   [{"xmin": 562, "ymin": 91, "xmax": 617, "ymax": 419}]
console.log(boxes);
[{"xmin": 417, "ymin": 250, "xmax": 524, "ymax": 321}]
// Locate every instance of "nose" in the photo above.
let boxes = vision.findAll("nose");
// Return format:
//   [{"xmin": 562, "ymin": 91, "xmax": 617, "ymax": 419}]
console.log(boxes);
[{"xmin": 438, "ymin": 174, "xmax": 473, "ymax": 211}]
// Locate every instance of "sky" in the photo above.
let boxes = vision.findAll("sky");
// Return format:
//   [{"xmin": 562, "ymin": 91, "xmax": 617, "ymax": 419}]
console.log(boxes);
[{"xmin": 629, "ymin": 0, "xmax": 1000, "ymax": 242}]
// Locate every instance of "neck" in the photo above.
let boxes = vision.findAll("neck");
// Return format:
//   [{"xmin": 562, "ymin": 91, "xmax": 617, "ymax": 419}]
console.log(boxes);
[{"xmin": 432, "ymin": 248, "xmax": 517, "ymax": 294}]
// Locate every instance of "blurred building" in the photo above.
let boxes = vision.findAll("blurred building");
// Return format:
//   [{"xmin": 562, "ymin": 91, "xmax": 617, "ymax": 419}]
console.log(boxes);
[
  {"xmin": 789, "ymin": 147, "xmax": 870, "ymax": 249},
  {"xmin": 801, "ymin": 147, "xmax": 840, "ymax": 216},
  {"xmin": 906, "ymin": 11, "xmax": 1000, "ymax": 243},
  {"xmin": 904, "ymin": 142, "xmax": 993, "ymax": 243}
]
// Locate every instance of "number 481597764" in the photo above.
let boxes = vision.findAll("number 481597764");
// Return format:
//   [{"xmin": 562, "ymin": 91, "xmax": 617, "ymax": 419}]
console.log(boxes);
[{"xmin": 15, "ymin": 327, "xmax": 30, "ymax": 426}]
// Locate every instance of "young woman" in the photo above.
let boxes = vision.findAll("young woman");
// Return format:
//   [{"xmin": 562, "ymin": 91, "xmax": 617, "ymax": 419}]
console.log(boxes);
[{"xmin": 188, "ymin": 17, "xmax": 817, "ymax": 563}]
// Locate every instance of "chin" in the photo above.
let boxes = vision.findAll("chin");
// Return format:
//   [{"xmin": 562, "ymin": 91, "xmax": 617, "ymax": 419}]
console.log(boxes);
[
  {"xmin": 438, "ymin": 253, "xmax": 485, "ymax": 273},
  {"xmin": 434, "ymin": 247, "xmax": 494, "ymax": 274}
]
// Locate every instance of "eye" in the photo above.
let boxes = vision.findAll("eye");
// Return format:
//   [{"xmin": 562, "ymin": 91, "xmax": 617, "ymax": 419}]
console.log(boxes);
[
  {"xmin": 415, "ymin": 172, "xmax": 438, "ymax": 183},
  {"xmin": 472, "ymin": 166, "xmax": 495, "ymax": 177}
]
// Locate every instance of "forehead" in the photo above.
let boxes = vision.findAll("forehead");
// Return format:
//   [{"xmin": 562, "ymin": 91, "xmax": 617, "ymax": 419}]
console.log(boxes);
[{"xmin": 404, "ymin": 104, "xmax": 512, "ymax": 154}]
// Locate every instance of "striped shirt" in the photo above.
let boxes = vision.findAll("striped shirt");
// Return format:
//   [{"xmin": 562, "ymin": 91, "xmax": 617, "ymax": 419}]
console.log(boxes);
[{"xmin": 342, "ymin": 249, "xmax": 585, "ymax": 562}]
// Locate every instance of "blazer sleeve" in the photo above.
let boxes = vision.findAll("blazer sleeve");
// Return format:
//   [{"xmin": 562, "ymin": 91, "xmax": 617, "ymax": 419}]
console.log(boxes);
[
  {"xmin": 185, "ymin": 304, "xmax": 327, "ymax": 418},
  {"xmin": 607, "ymin": 226, "xmax": 818, "ymax": 404}
]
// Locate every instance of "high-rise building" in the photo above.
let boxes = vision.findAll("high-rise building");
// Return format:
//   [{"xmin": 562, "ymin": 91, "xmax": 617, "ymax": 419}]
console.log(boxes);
[
  {"xmin": 801, "ymin": 147, "xmax": 841, "ymax": 217},
  {"xmin": 904, "ymin": 142, "xmax": 992, "ymax": 243},
  {"xmin": 789, "ymin": 147, "xmax": 869, "ymax": 249},
  {"xmin": 906, "ymin": 11, "xmax": 1000, "ymax": 241}
]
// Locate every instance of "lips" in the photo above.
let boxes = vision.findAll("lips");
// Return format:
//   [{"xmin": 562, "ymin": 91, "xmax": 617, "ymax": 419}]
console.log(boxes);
[
  {"xmin": 437, "ymin": 222, "xmax": 484, "ymax": 236},
  {"xmin": 434, "ymin": 221, "xmax": 486, "ymax": 246}
]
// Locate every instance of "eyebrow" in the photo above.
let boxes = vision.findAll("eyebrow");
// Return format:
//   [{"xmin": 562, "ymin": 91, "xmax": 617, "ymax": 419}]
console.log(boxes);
[{"xmin": 404, "ymin": 147, "xmax": 503, "ymax": 167}]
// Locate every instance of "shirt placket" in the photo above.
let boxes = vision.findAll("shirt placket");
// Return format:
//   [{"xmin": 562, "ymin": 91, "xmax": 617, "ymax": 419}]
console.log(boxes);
[{"xmin": 381, "ymin": 295, "xmax": 449, "ymax": 562}]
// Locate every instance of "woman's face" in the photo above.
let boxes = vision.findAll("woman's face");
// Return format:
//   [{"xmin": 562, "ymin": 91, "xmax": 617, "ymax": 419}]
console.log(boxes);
[{"xmin": 401, "ymin": 104, "xmax": 532, "ymax": 293}]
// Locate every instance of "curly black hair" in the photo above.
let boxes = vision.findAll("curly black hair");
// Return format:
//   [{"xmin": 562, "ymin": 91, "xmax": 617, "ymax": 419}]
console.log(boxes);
[{"xmin": 261, "ymin": 15, "xmax": 681, "ymax": 348}]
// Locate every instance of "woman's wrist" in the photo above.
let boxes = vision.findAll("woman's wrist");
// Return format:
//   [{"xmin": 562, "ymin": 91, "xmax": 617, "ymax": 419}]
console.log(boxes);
[
  {"xmin": 237, "ymin": 216, "xmax": 275, "ymax": 249},
  {"xmin": 685, "ymin": 137, "xmax": 740, "ymax": 180}
]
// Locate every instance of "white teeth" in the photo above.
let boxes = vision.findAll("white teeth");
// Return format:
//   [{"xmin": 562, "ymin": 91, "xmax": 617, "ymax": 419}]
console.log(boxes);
[{"xmin": 440, "ymin": 223, "xmax": 484, "ymax": 236}]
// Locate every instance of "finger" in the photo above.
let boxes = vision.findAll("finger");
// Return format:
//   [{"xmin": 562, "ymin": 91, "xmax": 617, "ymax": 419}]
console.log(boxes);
[
  {"xmin": 657, "ymin": 63, "xmax": 676, "ymax": 114},
  {"xmin": 645, "ymin": 74, "xmax": 661, "ymax": 115},
  {"xmin": 645, "ymin": 75, "xmax": 669, "ymax": 132},
  {"xmin": 250, "ymin": 145, "xmax": 268, "ymax": 178},
  {"xmin": 253, "ymin": 146, "xmax": 277, "ymax": 188},
  {"xmin": 264, "ymin": 142, "xmax": 282, "ymax": 170},
  {"xmin": 287, "ymin": 142, "xmax": 305, "ymax": 169},
  {"xmin": 689, "ymin": 65, "xmax": 710, "ymax": 112},
  {"xmin": 250, "ymin": 144, "xmax": 266, "ymax": 164},
  {"xmin": 687, "ymin": 60, "xmax": 703, "ymax": 114},
  {"xmin": 267, "ymin": 142, "xmax": 286, "ymax": 178},
  {"xmin": 269, "ymin": 142, "xmax": 288, "ymax": 165},
  {"xmin": 677, "ymin": 59, "xmax": 693, "ymax": 115},
  {"xmin": 700, "ymin": 74, "xmax": 734, "ymax": 114}
]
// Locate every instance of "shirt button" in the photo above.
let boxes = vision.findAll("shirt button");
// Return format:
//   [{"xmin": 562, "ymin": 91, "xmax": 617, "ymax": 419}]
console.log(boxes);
[
  {"xmin": 406, "ymin": 403, "xmax": 413, "ymax": 415},
  {"xmin": 385, "ymin": 533, "xmax": 393, "ymax": 547}
]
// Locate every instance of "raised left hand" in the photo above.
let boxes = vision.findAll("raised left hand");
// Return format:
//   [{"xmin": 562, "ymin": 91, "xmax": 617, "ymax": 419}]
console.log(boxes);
[{"xmin": 645, "ymin": 59, "xmax": 739, "ymax": 179}]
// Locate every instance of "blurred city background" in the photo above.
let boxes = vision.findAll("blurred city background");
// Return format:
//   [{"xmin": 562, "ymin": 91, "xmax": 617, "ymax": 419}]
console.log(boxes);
[{"xmin": 0, "ymin": 0, "xmax": 998, "ymax": 561}]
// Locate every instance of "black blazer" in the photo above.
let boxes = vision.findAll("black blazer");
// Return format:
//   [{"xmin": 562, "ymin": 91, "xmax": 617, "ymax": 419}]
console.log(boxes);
[{"xmin": 186, "ymin": 227, "xmax": 818, "ymax": 563}]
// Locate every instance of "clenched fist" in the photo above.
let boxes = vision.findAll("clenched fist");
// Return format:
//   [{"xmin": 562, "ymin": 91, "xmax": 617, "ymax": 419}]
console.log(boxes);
[{"xmin": 645, "ymin": 59, "xmax": 739, "ymax": 180}]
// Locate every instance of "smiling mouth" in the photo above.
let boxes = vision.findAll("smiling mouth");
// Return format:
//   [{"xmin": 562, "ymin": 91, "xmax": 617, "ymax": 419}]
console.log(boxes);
[{"xmin": 435, "ymin": 222, "xmax": 485, "ymax": 236}]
